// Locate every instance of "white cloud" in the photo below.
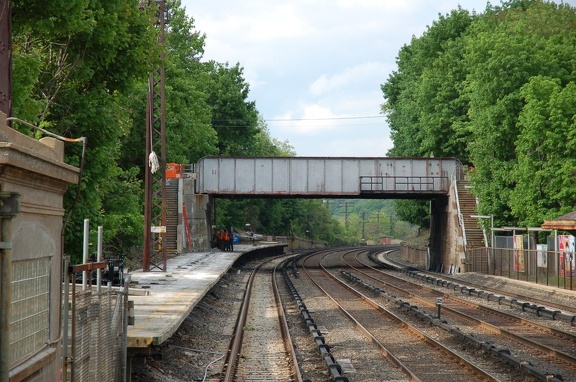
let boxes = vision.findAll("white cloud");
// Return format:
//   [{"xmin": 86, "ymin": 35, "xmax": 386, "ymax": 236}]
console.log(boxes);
[
  {"xmin": 336, "ymin": 0, "xmax": 420, "ymax": 12},
  {"xmin": 246, "ymin": 5, "xmax": 318, "ymax": 42},
  {"xmin": 309, "ymin": 62, "xmax": 390, "ymax": 96},
  {"xmin": 184, "ymin": 0, "xmax": 491, "ymax": 157},
  {"xmin": 270, "ymin": 104, "xmax": 341, "ymax": 135}
]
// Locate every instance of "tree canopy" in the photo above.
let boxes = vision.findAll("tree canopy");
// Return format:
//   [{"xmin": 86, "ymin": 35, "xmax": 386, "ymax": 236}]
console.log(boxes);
[{"xmin": 381, "ymin": 0, "xmax": 576, "ymax": 229}]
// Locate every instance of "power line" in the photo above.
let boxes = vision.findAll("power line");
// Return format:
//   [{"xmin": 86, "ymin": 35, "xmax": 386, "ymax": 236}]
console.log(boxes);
[
  {"xmin": 213, "ymin": 122, "xmax": 386, "ymax": 129},
  {"xmin": 264, "ymin": 115, "xmax": 385, "ymax": 122}
]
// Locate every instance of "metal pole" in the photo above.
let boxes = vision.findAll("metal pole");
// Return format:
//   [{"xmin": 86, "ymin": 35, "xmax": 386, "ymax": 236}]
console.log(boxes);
[
  {"xmin": 62, "ymin": 256, "xmax": 70, "ymax": 382},
  {"xmin": 97, "ymin": 226, "xmax": 103, "ymax": 292},
  {"xmin": 436, "ymin": 298, "xmax": 442, "ymax": 320},
  {"xmin": 490, "ymin": 215, "xmax": 494, "ymax": 274},
  {"xmin": 555, "ymin": 230, "xmax": 559, "ymax": 288},
  {"xmin": 70, "ymin": 277, "xmax": 76, "ymax": 382},
  {"xmin": 121, "ymin": 275, "xmax": 131, "ymax": 382},
  {"xmin": 82, "ymin": 219, "xmax": 89, "ymax": 289},
  {"xmin": 0, "ymin": 217, "xmax": 12, "ymax": 382},
  {"xmin": 143, "ymin": 0, "xmax": 167, "ymax": 271}
]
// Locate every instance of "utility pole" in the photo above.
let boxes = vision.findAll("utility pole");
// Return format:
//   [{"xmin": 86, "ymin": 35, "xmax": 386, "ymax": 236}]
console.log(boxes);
[
  {"xmin": 0, "ymin": 0, "xmax": 11, "ymax": 118},
  {"xmin": 339, "ymin": 201, "xmax": 354, "ymax": 227},
  {"xmin": 143, "ymin": 0, "xmax": 167, "ymax": 272},
  {"xmin": 361, "ymin": 211, "xmax": 366, "ymax": 239}
]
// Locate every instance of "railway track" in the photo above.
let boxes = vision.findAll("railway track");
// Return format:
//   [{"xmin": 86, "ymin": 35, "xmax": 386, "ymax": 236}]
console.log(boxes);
[
  {"xmin": 299, "ymin": 249, "xmax": 501, "ymax": 381},
  {"xmin": 134, "ymin": 246, "xmax": 576, "ymax": 382},
  {"xmin": 339, "ymin": 248, "xmax": 576, "ymax": 381},
  {"xmin": 223, "ymin": 256, "xmax": 301, "ymax": 382},
  {"xmin": 382, "ymin": 248, "xmax": 576, "ymax": 318}
]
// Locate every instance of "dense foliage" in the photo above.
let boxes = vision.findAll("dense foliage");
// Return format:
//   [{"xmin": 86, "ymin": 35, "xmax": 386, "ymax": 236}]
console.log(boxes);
[
  {"xmin": 382, "ymin": 0, "xmax": 576, "ymax": 229},
  {"xmin": 8, "ymin": 0, "xmax": 351, "ymax": 261}
]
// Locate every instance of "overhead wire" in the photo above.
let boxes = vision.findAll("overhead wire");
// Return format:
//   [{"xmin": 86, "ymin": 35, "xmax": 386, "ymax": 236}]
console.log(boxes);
[{"xmin": 265, "ymin": 115, "xmax": 385, "ymax": 122}]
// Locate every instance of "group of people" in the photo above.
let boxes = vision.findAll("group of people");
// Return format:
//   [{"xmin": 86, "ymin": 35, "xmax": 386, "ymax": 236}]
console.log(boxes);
[{"xmin": 212, "ymin": 228, "xmax": 234, "ymax": 252}]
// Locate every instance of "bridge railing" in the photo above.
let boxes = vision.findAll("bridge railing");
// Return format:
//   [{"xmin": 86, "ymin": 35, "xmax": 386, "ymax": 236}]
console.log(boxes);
[{"xmin": 359, "ymin": 175, "xmax": 450, "ymax": 194}]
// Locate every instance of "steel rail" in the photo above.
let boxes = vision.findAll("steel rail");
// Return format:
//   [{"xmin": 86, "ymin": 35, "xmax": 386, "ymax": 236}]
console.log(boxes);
[
  {"xmin": 272, "ymin": 259, "xmax": 304, "ymax": 382},
  {"xmin": 348, "ymin": 251, "xmax": 576, "ymax": 368},
  {"xmin": 379, "ymin": 248, "xmax": 576, "ymax": 317},
  {"xmin": 222, "ymin": 255, "xmax": 299, "ymax": 382},
  {"xmin": 222, "ymin": 261, "xmax": 259, "ymax": 381},
  {"xmin": 340, "ymin": 251, "xmax": 564, "ymax": 382},
  {"xmin": 302, "ymin": 249, "xmax": 498, "ymax": 381}
]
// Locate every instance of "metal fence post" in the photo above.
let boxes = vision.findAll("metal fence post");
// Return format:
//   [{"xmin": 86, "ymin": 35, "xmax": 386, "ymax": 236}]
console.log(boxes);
[
  {"xmin": 62, "ymin": 256, "xmax": 71, "ymax": 381},
  {"xmin": 122, "ymin": 274, "xmax": 131, "ymax": 382}
]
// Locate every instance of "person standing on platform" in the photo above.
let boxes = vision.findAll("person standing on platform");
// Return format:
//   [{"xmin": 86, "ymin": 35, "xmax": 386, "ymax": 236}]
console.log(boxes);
[
  {"xmin": 223, "ymin": 229, "xmax": 230, "ymax": 251},
  {"xmin": 228, "ymin": 228, "xmax": 234, "ymax": 252},
  {"xmin": 218, "ymin": 229, "xmax": 225, "ymax": 251}
]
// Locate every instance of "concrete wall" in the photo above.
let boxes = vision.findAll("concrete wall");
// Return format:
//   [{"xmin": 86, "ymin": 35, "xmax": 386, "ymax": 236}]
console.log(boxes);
[
  {"xmin": 428, "ymin": 180, "xmax": 466, "ymax": 273},
  {"xmin": 434, "ymin": 181, "xmax": 465, "ymax": 272},
  {"xmin": 447, "ymin": 181, "xmax": 466, "ymax": 272},
  {"xmin": 0, "ymin": 113, "xmax": 79, "ymax": 382},
  {"xmin": 180, "ymin": 176, "xmax": 211, "ymax": 252}
]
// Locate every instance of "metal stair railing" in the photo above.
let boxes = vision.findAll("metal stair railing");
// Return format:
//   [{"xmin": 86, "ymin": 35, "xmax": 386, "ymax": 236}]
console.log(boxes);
[{"xmin": 453, "ymin": 177, "xmax": 467, "ymax": 250}]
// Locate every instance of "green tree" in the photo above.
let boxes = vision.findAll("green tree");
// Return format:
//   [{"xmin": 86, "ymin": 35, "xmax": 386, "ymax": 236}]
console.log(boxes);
[
  {"xmin": 202, "ymin": 61, "xmax": 260, "ymax": 155},
  {"xmin": 383, "ymin": 0, "xmax": 576, "ymax": 231},
  {"xmin": 11, "ymin": 0, "xmax": 156, "ymax": 260},
  {"xmin": 382, "ymin": 6, "xmax": 478, "ymax": 159},
  {"xmin": 118, "ymin": 0, "xmax": 217, "ymax": 173},
  {"xmin": 251, "ymin": 117, "xmax": 295, "ymax": 156},
  {"xmin": 511, "ymin": 77, "xmax": 576, "ymax": 226},
  {"xmin": 465, "ymin": 0, "xmax": 576, "ymax": 226}
]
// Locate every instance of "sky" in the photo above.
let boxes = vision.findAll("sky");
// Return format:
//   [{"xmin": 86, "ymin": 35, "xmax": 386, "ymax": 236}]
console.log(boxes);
[{"xmin": 181, "ymin": 0, "xmax": 576, "ymax": 157}]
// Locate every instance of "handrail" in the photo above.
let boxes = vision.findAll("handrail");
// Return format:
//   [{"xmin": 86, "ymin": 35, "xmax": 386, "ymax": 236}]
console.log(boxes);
[
  {"xmin": 453, "ymin": 178, "xmax": 467, "ymax": 250},
  {"xmin": 359, "ymin": 175, "xmax": 450, "ymax": 193}
]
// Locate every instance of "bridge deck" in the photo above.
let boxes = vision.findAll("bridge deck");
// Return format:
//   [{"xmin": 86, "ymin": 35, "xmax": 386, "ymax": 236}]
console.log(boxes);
[{"xmin": 127, "ymin": 247, "xmax": 249, "ymax": 348}]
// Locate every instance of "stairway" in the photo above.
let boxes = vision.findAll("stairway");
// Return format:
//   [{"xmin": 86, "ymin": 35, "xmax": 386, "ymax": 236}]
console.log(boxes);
[
  {"xmin": 456, "ymin": 180, "xmax": 490, "ymax": 273},
  {"xmin": 456, "ymin": 180, "xmax": 485, "ymax": 249}
]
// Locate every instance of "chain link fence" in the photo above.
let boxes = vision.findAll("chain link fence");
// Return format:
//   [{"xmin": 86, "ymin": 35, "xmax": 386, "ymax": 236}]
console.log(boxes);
[{"xmin": 64, "ymin": 262, "xmax": 130, "ymax": 382}]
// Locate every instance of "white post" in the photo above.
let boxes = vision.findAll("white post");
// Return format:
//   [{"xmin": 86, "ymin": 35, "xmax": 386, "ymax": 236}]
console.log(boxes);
[
  {"xmin": 490, "ymin": 216, "xmax": 494, "ymax": 274},
  {"xmin": 82, "ymin": 219, "xmax": 89, "ymax": 290},
  {"xmin": 555, "ymin": 229, "xmax": 558, "ymax": 283},
  {"xmin": 97, "ymin": 226, "xmax": 103, "ymax": 292}
]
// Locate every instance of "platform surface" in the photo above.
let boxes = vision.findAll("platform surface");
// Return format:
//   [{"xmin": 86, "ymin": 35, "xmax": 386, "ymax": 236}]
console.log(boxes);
[{"xmin": 126, "ymin": 247, "xmax": 250, "ymax": 348}]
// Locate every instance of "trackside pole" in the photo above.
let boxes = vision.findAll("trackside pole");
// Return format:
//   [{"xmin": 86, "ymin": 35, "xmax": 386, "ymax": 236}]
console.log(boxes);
[{"xmin": 82, "ymin": 219, "xmax": 89, "ymax": 290}]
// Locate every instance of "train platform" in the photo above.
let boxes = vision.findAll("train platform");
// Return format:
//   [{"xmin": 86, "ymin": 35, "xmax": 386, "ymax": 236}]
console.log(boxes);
[
  {"xmin": 375, "ymin": 249, "xmax": 576, "ymax": 299},
  {"xmin": 126, "ymin": 245, "xmax": 255, "ymax": 349}
]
